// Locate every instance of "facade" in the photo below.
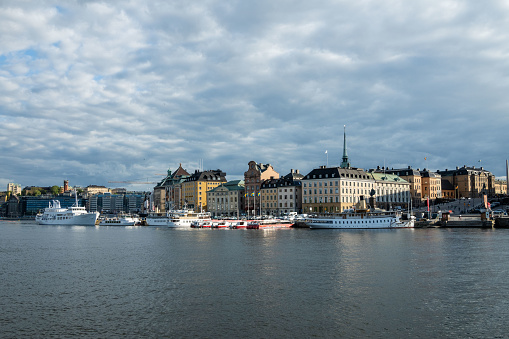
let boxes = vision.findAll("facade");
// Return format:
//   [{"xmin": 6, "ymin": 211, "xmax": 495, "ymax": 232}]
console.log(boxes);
[
  {"xmin": 152, "ymin": 164, "xmax": 190, "ymax": 212},
  {"xmin": 438, "ymin": 166, "xmax": 494, "ymax": 198},
  {"xmin": 382, "ymin": 166, "xmax": 422, "ymax": 205},
  {"xmin": 368, "ymin": 172, "xmax": 411, "ymax": 210},
  {"xmin": 7, "ymin": 183, "xmax": 22, "ymax": 195},
  {"xmin": 276, "ymin": 169, "xmax": 303, "ymax": 216},
  {"xmin": 181, "ymin": 169, "xmax": 227, "ymax": 212},
  {"xmin": 302, "ymin": 166, "xmax": 375, "ymax": 213},
  {"xmin": 207, "ymin": 180, "xmax": 245, "ymax": 217},
  {"xmin": 494, "ymin": 180, "xmax": 507, "ymax": 196},
  {"xmin": 441, "ymin": 179, "xmax": 456, "ymax": 199},
  {"xmin": 89, "ymin": 193, "xmax": 144, "ymax": 213},
  {"xmin": 260, "ymin": 178, "xmax": 279, "ymax": 216},
  {"xmin": 84, "ymin": 185, "xmax": 110, "ymax": 196},
  {"xmin": 420, "ymin": 170, "xmax": 442, "ymax": 200},
  {"xmin": 244, "ymin": 161, "xmax": 279, "ymax": 216}
]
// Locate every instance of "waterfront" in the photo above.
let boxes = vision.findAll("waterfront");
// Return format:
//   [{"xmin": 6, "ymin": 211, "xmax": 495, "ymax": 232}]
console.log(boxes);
[{"xmin": 1, "ymin": 221, "xmax": 509, "ymax": 338}]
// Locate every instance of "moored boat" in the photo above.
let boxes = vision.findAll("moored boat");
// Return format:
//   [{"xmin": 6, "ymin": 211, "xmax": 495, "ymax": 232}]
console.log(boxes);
[
  {"xmin": 35, "ymin": 195, "xmax": 99, "ymax": 226},
  {"xmin": 307, "ymin": 199, "xmax": 414, "ymax": 229},
  {"xmin": 99, "ymin": 214, "xmax": 140, "ymax": 226}
]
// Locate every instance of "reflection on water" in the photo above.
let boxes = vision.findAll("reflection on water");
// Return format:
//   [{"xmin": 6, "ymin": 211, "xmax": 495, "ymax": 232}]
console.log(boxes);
[{"xmin": 1, "ymin": 221, "xmax": 509, "ymax": 337}]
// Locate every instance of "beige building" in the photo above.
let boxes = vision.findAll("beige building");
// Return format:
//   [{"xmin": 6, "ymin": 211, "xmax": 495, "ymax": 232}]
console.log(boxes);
[
  {"xmin": 7, "ymin": 183, "xmax": 21, "ymax": 195},
  {"xmin": 302, "ymin": 166, "xmax": 375, "ymax": 213},
  {"xmin": 438, "ymin": 166, "xmax": 494, "ymax": 198},
  {"xmin": 494, "ymin": 180, "xmax": 507, "ymax": 196},
  {"xmin": 369, "ymin": 172, "xmax": 411, "ymax": 209},
  {"xmin": 84, "ymin": 185, "xmax": 110, "ymax": 196},
  {"xmin": 383, "ymin": 167, "xmax": 422, "ymax": 204},
  {"xmin": 207, "ymin": 180, "xmax": 245, "ymax": 217}
]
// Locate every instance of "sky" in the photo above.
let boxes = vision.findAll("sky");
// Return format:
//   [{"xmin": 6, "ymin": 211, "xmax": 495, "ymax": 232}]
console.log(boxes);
[{"xmin": 1, "ymin": 0, "xmax": 508, "ymax": 192}]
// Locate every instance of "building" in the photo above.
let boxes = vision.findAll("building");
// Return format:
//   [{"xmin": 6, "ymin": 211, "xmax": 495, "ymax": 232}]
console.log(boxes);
[
  {"xmin": 438, "ymin": 166, "xmax": 494, "ymax": 199},
  {"xmin": 152, "ymin": 164, "xmax": 190, "ymax": 213},
  {"xmin": 89, "ymin": 192, "xmax": 144, "ymax": 214},
  {"xmin": 260, "ymin": 178, "xmax": 279, "ymax": 216},
  {"xmin": 275, "ymin": 169, "xmax": 303, "ymax": 216},
  {"xmin": 494, "ymin": 180, "xmax": 507, "ymax": 196},
  {"xmin": 368, "ymin": 171, "xmax": 411, "ymax": 210},
  {"xmin": 207, "ymin": 180, "xmax": 245, "ymax": 217},
  {"xmin": 382, "ymin": 166, "xmax": 422, "ymax": 205},
  {"xmin": 421, "ymin": 169, "xmax": 442, "ymax": 200},
  {"xmin": 7, "ymin": 183, "xmax": 22, "ymax": 195},
  {"xmin": 84, "ymin": 185, "xmax": 110, "ymax": 196},
  {"xmin": 441, "ymin": 179, "xmax": 456, "ymax": 199},
  {"xmin": 181, "ymin": 169, "xmax": 227, "ymax": 212},
  {"xmin": 302, "ymin": 166, "xmax": 375, "ymax": 213},
  {"xmin": 244, "ymin": 161, "xmax": 279, "ymax": 216}
]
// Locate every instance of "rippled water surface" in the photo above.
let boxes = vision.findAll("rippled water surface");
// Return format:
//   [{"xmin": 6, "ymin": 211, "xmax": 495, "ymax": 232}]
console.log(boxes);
[{"xmin": 1, "ymin": 220, "xmax": 509, "ymax": 338}]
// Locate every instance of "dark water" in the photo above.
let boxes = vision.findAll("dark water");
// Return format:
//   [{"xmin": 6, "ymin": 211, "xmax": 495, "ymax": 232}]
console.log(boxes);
[{"xmin": 1, "ymin": 221, "xmax": 509, "ymax": 338}]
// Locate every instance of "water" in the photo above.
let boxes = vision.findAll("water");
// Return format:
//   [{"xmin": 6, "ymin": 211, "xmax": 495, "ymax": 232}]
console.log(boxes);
[{"xmin": 1, "ymin": 221, "xmax": 509, "ymax": 338}]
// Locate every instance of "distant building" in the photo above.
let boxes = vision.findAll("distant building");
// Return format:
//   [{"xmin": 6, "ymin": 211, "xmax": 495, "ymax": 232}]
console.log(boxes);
[
  {"xmin": 441, "ymin": 179, "xmax": 456, "ymax": 199},
  {"xmin": 420, "ymin": 169, "xmax": 442, "ymax": 200},
  {"xmin": 207, "ymin": 180, "xmax": 245, "ymax": 217},
  {"xmin": 382, "ymin": 166, "xmax": 422, "ymax": 205},
  {"xmin": 152, "ymin": 164, "xmax": 190, "ymax": 213},
  {"xmin": 302, "ymin": 166, "xmax": 375, "ymax": 213},
  {"xmin": 7, "ymin": 183, "xmax": 21, "ymax": 195},
  {"xmin": 181, "ymin": 169, "xmax": 227, "ymax": 212},
  {"xmin": 244, "ymin": 161, "xmax": 279, "ymax": 216},
  {"xmin": 84, "ymin": 185, "xmax": 110, "ymax": 196},
  {"xmin": 368, "ymin": 171, "xmax": 411, "ymax": 210},
  {"xmin": 273, "ymin": 169, "xmax": 303, "ymax": 216},
  {"xmin": 438, "ymin": 165, "xmax": 493, "ymax": 198},
  {"xmin": 494, "ymin": 180, "xmax": 507, "ymax": 196}
]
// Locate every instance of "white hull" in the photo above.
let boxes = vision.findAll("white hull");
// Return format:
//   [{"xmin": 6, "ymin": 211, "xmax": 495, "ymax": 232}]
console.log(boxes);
[
  {"xmin": 145, "ymin": 217, "xmax": 169, "ymax": 226},
  {"xmin": 36, "ymin": 212, "xmax": 99, "ymax": 226},
  {"xmin": 308, "ymin": 215, "xmax": 414, "ymax": 229},
  {"xmin": 99, "ymin": 217, "xmax": 139, "ymax": 226}
]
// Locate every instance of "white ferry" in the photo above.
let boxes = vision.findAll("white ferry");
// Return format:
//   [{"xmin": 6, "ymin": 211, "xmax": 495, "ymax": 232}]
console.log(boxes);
[
  {"xmin": 145, "ymin": 212, "xmax": 170, "ymax": 227},
  {"xmin": 167, "ymin": 209, "xmax": 212, "ymax": 228},
  {"xmin": 307, "ymin": 200, "xmax": 414, "ymax": 229},
  {"xmin": 99, "ymin": 215, "xmax": 140, "ymax": 226},
  {"xmin": 35, "ymin": 198, "xmax": 99, "ymax": 226}
]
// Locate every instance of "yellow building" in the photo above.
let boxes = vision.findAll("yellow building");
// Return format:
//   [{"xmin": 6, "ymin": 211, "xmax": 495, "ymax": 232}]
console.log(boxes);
[
  {"xmin": 181, "ymin": 169, "xmax": 227, "ymax": 212},
  {"xmin": 438, "ymin": 166, "xmax": 494, "ymax": 198},
  {"xmin": 421, "ymin": 170, "xmax": 441, "ymax": 200}
]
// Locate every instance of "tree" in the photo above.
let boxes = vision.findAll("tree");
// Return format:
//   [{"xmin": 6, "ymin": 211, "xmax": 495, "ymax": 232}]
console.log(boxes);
[
  {"xmin": 51, "ymin": 185, "xmax": 60, "ymax": 196},
  {"xmin": 34, "ymin": 190, "xmax": 41, "ymax": 196}
]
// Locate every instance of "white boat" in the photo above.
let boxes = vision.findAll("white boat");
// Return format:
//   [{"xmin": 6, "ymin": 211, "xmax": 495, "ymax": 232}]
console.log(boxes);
[
  {"xmin": 307, "ymin": 200, "xmax": 414, "ymax": 229},
  {"xmin": 99, "ymin": 215, "xmax": 140, "ymax": 226},
  {"xmin": 145, "ymin": 212, "xmax": 169, "ymax": 226},
  {"xmin": 35, "ymin": 198, "xmax": 99, "ymax": 226},
  {"xmin": 167, "ymin": 209, "xmax": 212, "ymax": 228}
]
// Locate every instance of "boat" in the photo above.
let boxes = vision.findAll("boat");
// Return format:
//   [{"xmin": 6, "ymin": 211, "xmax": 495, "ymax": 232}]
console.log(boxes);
[
  {"xmin": 99, "ymin": 214, "xmax": 140, "ymax": 226},
  {"xmin": 307, "ymin": 199, "xmax": 414, "ymax": 229},
  {"xmin": 167, "ymin": 209, "xmax": 212, "ymax": 228},
  {"xmin": 145, "ymin": 212, "xmax": 169, "ymax": 226},
  {"xmin": 35, "ymin": 195, "xmax": 99, "ymax": 226}
]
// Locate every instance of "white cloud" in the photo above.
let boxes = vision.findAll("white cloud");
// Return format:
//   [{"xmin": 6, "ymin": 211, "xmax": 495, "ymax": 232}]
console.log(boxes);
[{"xmin": 1, "ymin": 0, "xmax": 509, "ymax": 191}]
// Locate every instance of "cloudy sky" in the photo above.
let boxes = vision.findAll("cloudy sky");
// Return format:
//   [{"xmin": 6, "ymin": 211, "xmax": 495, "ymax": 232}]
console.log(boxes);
[{"xmin": 1, "ymin": 0, "xmax": 508, "ymax": 191}]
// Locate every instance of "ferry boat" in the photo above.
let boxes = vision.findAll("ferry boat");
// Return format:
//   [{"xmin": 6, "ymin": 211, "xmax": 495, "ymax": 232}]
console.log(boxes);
[
  {"xmin": 99, "ymin": 215, "xmax": 140, "ymax": 226},
  {"xmin": 307, "ymin": 199, "xmax": 414, "ymax": 229},
  {"xmin": 35, "ymin": 197, "xmax": 99, "ymax": 226},
  {"xmin": 167, "ymin": 209, "xmax": 212, "ymax": 228},
  {"xmin": 145, "ymin": 212, "xmax": 170, "ymax": 227}
]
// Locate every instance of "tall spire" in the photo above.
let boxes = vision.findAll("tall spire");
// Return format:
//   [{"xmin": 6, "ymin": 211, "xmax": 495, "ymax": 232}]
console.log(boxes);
[{"xmin": 340, "ymin": 125, "xmax": 350, "ymax": 168}]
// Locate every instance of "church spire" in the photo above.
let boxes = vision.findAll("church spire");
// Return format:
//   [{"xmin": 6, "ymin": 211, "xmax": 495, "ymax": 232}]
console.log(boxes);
[{"xmin": 340, "ymin": 125, "xmax": 350, "ymax": 168}]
